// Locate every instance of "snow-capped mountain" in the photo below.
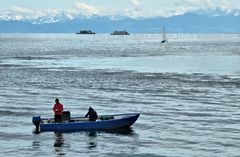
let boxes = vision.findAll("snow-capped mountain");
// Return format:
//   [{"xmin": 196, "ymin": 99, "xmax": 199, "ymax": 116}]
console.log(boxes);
[
  {"xmin": 0, "ymin": 9, "xmax": 239, "ymax": 33},
  {"xmin": 193, "ymin": 8, "xmax": 240, "ymax": 16}
]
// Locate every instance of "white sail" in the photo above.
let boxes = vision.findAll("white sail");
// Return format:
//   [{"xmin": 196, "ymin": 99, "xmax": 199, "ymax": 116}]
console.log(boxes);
[{"xmin": 161, "ymin": 27, "xmax": 167, "ymax": 43}]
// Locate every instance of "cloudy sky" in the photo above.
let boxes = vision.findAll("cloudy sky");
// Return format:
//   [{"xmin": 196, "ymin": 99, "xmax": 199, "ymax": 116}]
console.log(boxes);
[{"xmin": 1, "ymin": 0, "xmax": 240, "ymax": 20}]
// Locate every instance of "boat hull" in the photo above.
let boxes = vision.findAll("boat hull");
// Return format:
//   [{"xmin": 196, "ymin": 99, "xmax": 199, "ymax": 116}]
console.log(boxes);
[{"xmin": 36, "ymin": 113, "xmax": 139, "ymax": 132}]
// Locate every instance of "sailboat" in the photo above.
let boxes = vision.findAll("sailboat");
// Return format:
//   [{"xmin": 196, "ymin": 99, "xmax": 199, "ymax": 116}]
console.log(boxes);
[{"xmin": 161, "ymin": 27, "xmax": 167, "ymax": 43}]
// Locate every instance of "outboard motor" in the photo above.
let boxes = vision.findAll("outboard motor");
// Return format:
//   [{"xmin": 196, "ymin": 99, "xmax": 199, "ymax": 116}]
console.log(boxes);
[{"xmin": 32, "ymin": 116, "xmax": 41, "ymax": 133}]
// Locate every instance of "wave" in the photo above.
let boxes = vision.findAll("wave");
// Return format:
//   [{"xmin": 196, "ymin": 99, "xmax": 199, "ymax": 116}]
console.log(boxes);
[
  {"xmin": 0, "ymin": 110, "xmax": 34, "ymax": 117},
  {"xmin": 0, "ymin": 132, "xmax": 31, "ymax": 140},
  {"xmin": 0, "ymin": 64, "xmax": 24, "ymax": 68},
  {"xmin": 0, "ymin": 55, "xmax": 55, "ymax": 60}
]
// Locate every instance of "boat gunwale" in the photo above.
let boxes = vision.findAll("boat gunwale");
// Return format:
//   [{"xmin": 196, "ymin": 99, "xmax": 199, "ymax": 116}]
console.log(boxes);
[
  {"xmin": 40, "ymin": 113, "xmax": 140, "ymax": 125},
  {"xmin": 40, "ymin": 113, "xmax": 139, "ymax": 121}
]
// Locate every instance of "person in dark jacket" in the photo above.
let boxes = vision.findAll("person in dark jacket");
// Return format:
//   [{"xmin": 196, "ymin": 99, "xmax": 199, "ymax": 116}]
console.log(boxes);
[
  {"xmin": 85, "ymin": 107, "xmax": 98, "ymax": 121},
  {"xmin": 53, "ymin": 98, "xmax": 64, "ymax": 122}
]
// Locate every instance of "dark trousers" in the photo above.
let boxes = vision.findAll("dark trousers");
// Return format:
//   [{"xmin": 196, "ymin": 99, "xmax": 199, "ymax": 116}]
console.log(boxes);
[{"xmin": 54, "ymin": 115, "xmax": 62, "ymax": 122}]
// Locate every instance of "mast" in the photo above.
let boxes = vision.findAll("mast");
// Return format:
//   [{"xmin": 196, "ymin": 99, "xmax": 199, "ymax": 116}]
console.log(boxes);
[{"xmin": 161, "ymin": 26, "xmax": 167, "ymax": 43}]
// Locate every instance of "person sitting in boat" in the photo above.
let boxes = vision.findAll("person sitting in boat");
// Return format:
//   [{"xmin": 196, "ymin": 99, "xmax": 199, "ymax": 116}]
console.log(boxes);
[
  {"xmin": 85, "ymin": 107, "xmax": 98, "ymax": 121},
  {"xmin": 53, "ymin": 98, "xmax": 64, "ymax": 122}
]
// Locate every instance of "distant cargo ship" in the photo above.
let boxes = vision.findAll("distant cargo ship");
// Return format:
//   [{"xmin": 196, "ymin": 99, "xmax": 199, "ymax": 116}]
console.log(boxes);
[
  {"xmin": 76, "ymin": 30, "xmax": 95, "ymax": 34},
  {"xmin": 111, "ymin": 30, "xmax": 130, "ymax": 35}
]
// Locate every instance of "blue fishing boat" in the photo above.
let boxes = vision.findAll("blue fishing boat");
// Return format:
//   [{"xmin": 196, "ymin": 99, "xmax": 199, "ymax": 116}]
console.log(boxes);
[{"xmin": 32, "ymin": 113, "xmax": 140, "ymax": 133}]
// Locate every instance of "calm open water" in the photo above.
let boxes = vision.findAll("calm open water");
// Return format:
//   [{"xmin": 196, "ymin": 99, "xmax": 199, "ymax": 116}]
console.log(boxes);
[{"xmin": 0, "ymin": 33, "xmax": 240, "ymax": 157}]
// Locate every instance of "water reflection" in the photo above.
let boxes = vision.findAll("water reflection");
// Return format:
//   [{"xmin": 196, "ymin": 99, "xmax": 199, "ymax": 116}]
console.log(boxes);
[
  {"xmin": 86, "ymin": 131, "xmax": 97, "ymax": 149},
  {"xmin": 88, "ymin": 141, "xmax": 97, "ymax": 149},
  {"xmin": 32, "ymin": 140, "xmax": 40, "ymax": 148},
  {"xmin": 32, "ymin": 134, "xmax": 41, "ymax": 149},
  {"xmin": 87, "ymin": 131, "xmax": 97, "ymax": 137},
  {"xmin": 54, "ymin": 133, "xmax": 66, "ymax": 156},
  {"xmin": 106, "ymin": 127, "xmax": 134, "ymax": 135},
  {"xmin": 85, "ymin": 127, "xmax": 134, "ymax": 150}
]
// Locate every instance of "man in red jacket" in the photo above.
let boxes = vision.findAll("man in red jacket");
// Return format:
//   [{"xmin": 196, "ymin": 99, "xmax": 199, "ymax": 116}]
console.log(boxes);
[{"xmin": 53, "ymin": 98, "xmax": 64, "ymax": 122}]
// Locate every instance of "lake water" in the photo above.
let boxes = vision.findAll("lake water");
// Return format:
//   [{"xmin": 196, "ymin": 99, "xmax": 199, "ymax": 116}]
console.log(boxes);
[{"xmin": 0, "ymin": 33, "xmax": 240, "ymax": 157}]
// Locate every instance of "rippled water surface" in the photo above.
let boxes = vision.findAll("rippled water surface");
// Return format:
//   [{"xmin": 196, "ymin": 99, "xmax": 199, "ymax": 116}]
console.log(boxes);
[{"xmin": 0, "ymin": 34, "xmax": 240, "ymax": 157}]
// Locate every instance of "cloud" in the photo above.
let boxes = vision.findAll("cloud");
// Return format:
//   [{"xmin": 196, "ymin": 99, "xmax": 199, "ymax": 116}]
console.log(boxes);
[
  {"xmin": 15, "ymin": 15, "xmax": 23, "ymax": 20},
  {"xmin": 74, "ymin": 1, "xmax": 99, "ymax": 14},
  {"xmin": 130, "ymin": 0, "xmax": 141, "ymax": 6},
  {"xmin": 12, "ymin": 6, "xmax": 34, "ymax": 14},
  {"xmin": 179, "ymin": 0, "xmax": 213, "ymax": 8},
  {"xmin": 170, "ymin": 0, "xmax": 236, "ymax": 17},
  {"xmin": 73, "ymin": 1, "xmax": 144, "ymax": 18},
  {"xmin": 218, "ymin": 1, "xmax": 233, "ymax": 10},
  {"xmin": 175, "ymin": 0, "xmax": 233, "ymax": 10}
]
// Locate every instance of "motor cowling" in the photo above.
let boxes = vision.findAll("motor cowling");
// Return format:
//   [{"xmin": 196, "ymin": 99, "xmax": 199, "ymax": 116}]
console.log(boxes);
[{"xmin": 32, "ymin": 116, "xmax": 41, "ymax": 133}]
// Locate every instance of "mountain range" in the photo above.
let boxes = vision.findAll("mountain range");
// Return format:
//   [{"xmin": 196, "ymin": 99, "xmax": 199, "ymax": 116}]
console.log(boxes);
[{"xmin": 0, "ymin": 9, "xmax": 240, "ymax": 33}]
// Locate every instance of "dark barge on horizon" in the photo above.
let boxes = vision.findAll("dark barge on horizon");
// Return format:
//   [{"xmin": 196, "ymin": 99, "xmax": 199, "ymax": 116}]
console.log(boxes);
[
  {"xmin": 76, "ymin": 30, "xmax": 95, "ymax": 34},
  {"xmin": 111, "ymin": 30, "xmax": 130, "ymax": 35}
]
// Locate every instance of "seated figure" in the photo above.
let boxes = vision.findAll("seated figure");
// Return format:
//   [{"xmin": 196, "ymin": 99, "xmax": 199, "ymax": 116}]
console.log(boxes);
[{"xmin": 85, "ymin": 107, "xmax": 98, "ymax": 121}]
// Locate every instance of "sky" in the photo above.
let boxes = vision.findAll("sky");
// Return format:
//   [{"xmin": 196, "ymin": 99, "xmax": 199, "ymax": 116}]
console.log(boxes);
[{"xmin": 1, "ymin": 0, "xmax": 240, "ymax": 20}]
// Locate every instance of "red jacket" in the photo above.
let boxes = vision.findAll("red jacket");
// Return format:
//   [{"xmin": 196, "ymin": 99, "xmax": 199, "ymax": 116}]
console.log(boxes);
[{"xmin": 53, "ymin": 103, "xmax": 64, "ymax": 115}]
